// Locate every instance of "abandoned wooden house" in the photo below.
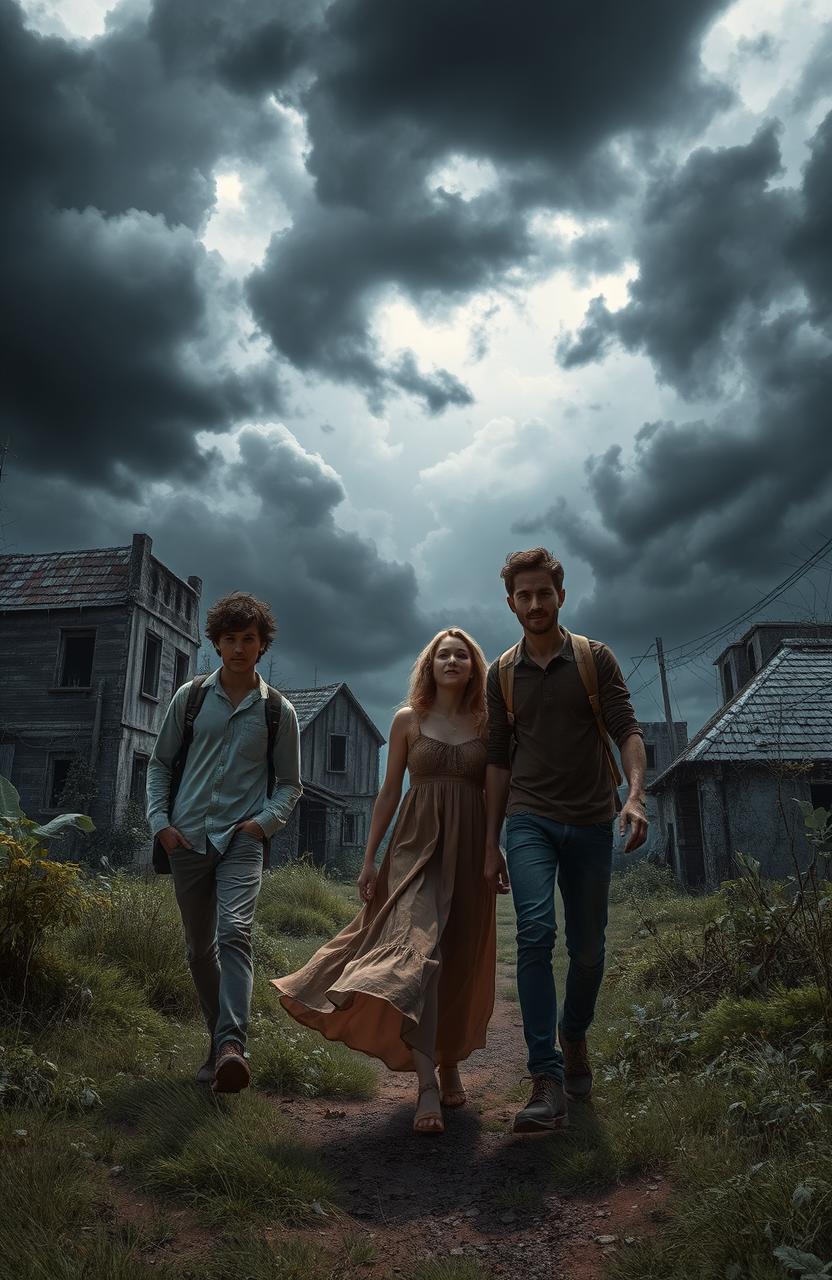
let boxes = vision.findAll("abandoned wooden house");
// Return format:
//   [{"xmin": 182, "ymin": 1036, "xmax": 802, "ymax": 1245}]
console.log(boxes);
[
  {"xmin": 0, "ymin": 533, "xmax": 201, "ymax": 832},
  {"xmin": 649, "ymin": 622, "xmax": 832, "ymax": 890},
  {"xmin": 270, "ymin": 682, "xmax": 385, "ymax": 872}
]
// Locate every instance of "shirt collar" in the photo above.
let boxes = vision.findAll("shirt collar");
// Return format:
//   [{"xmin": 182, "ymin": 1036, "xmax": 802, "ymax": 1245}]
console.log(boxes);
[
  {"xmin": 207, "ymin": 667, "xmax": 268, "ymax": 704},
  {"xmin": 515, "ymin": 626, "xmax": 574, "ymax": 666}
]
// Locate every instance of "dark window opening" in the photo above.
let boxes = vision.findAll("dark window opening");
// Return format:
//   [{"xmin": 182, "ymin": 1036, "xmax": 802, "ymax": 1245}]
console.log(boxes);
[
  {"xmin": 58, "ymin": 631, "xmax": 95, "ymax": 687},
  {"xmin": 810, "ymin": 782, "xmax": 832, "ymax": 812},
  {"xmin": 342, "ymin": 812, "xmax": 358, "ymax": 844},
  {"xmin": 185, "ymin": 598, "xmax": 193, "ymax": 621},
  {"xmin": 328, "ymin": 734, "xmax": 347, "ymax": 772},
  {"xmin": 645, "ymin": 743, "xmax": 656, "ymax": 771},
  {"xmin": 141, "ymin": 632, "xmax": 162, "ymax": 698},
  {"xmin": 173, "ymin": 649, "xmax": 190, "ymax": 692},
  {"xmin": 163, "ymin": 579, "xmax": 171, "ymax": 606},
  {"xmin": 747, "ymin": 643, "xmax": 757, "ymax": 676},
  {"xmin": 723, "ymin": 661, "xmax": 734, "ymax": 699},
  {"xmin": 130, "ymin": 753, "xmax": 149, "ymax": 804},
  {"xmin": 48, "ymin": 757, "xmax": 73, "ymax": 809}
]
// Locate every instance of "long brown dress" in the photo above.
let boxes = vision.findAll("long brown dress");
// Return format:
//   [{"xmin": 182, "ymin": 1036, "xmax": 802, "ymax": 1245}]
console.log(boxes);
[{"xmin": 273, "ymin": 728, "xmax": 496, "ymax": 1071}]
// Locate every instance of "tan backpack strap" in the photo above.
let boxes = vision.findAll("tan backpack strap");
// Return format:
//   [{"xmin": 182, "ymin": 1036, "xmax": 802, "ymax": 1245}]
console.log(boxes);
[
  {"xmin": 569, "ymin": 632, "xmax": 623, "ymax": 794},
  {"xmin": 498, "ymin": 644, "xmax": 520, "ymax": 725}
]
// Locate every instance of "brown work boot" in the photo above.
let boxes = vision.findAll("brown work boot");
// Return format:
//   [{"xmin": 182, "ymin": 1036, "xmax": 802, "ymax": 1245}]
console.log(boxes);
[
  {"xmin": 195, "ymin": 1050, "xmax": 215, "ymax": 1085},
  {"xmin": 559, "ymin": 1029, "xmax": 592, "ymax": 1099},
  {"xmin": 212, "ymin": 1040, "xmax": 251, "ymax": 1094},
  {"xmin": 512, "ymin": 1074, "xmax": 569, "ymax": 1133}
]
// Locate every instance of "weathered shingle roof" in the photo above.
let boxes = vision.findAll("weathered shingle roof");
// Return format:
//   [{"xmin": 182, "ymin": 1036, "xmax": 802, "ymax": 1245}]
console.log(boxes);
[
  {"xmin": 0, "ymin": 546, "xmax": 131, "ymax": 610},
  {"xmin": 651, "ymin": 639, "xmax": 832, "ymax": 789},
  {"xmin": 282, "ymin": 682, "xmax": 385, "ymax": 744},
  {"xmin": 282, "ymin": 684, "xmax": 341, "ymax": 731}
]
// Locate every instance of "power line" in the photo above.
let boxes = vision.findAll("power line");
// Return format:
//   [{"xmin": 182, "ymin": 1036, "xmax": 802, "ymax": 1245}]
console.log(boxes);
[{"xmin": 664, "ymin": 533, "xmax": 832, "ymax": 671}]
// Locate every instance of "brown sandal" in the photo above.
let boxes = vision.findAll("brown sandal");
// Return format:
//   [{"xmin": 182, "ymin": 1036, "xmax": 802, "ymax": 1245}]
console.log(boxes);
[
  {"xmin": 439, "ymin": 1068, "xmax": 467, "ymax": 1109},
  {"xmin": 413, "ymin": 1081, "xmax": 444, "ymax": 1135}
]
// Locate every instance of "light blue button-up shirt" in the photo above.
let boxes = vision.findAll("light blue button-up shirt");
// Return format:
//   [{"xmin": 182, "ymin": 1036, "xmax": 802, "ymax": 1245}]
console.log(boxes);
[{"xmin": 146, "ymin": 669, "xmax": 302, "ymax": 855}]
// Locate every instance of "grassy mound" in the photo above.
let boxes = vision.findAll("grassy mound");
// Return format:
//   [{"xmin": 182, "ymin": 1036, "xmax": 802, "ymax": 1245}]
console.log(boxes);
[{"xmin": 257, "ymin": 863, "xmax": 353, "ymax": 938}]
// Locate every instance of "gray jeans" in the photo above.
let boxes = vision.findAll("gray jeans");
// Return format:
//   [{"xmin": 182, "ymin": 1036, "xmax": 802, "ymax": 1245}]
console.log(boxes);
[{"xmin": 169, "ymin": 830, "xmax": 263, "ymax": 1053}]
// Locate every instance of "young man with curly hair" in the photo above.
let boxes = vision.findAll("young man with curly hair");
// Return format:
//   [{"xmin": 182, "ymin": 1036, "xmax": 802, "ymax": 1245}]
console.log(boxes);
[
  {"xmin": 147, "ymin": 592, "xmax": 302, "ymax": 1093},
  {"xmin": 484, "ymin": 549, "xmax": 647, "ymax": 1133}
]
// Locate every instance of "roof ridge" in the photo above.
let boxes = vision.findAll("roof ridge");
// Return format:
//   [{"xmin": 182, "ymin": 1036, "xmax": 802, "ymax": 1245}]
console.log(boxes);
[{"xmin": 0, "ymin": 544, "xmax": 131, "ymax": 561}]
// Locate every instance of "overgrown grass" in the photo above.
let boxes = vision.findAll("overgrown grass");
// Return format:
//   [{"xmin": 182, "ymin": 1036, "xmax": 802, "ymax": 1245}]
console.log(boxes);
[
  {"xmin": 258, "ymin": 862, "xmax": 354, "ymax": 937},
  {"xmin": 0, "ymin": 1112, "xmax": 176, "ymax": 1280},
  {"xmin": 251, "ymin": 1013, "xmax": 377, "ymax": 1098},
  {"xmin": 69, "ymin": 873, "xmax": 195, "ymax": 1016},
  {"xmin": 106, "ymin": 1078, "xmax": 337, "ymax": 1225}
]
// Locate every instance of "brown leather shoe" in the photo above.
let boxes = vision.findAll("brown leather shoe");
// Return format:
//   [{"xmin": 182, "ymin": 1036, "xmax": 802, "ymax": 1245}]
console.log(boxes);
[
  {"xmin": 512, "ymin": 1074, "xmax": 569, "ymax": 1133},
  {"xmin": 195, "ymin": 1053, "xmax": 215, "ymax": 1085},
  {"xmin": 559, "ymin": 1029, "xmax": 592, "ymax": 1099},
  {"xmin": 212, "ymin": 1041, "xmax": 251, "ymax": 1094}
]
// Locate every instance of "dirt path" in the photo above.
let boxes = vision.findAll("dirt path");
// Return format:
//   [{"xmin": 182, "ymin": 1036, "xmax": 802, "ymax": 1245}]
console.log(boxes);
[{"xmin": 274, "ymin": 959, "xmax": 671, "ymax": 1279}]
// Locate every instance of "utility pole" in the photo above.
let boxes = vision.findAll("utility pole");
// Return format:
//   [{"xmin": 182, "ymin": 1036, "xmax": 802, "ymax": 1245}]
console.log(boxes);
[{"xmin": 655, "ymin": 636, "xmax": 677, "ymax": 751}]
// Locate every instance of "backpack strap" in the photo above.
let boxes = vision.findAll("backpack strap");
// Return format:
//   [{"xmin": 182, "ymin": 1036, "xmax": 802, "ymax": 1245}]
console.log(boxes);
[
  {"xmin": 498, "ymin": 643, "xmax": 520, "ymax": 726},
  {"xmin": 264, "ymin": 685, "xmax": 285, "ymax": 798},
  {"xmin": 568, "ymin": 631, "xmax": 624, "ymax": 799},
  {"xmin": 170, "ymin": 673, "xmax": 210, "ymax": 805}
]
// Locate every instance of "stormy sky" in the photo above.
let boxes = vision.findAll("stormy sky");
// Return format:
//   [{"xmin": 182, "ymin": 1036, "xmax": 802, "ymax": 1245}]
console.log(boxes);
[{"xmin": 3, "ymin": 0, "xmax": 832, "ymax": 740}]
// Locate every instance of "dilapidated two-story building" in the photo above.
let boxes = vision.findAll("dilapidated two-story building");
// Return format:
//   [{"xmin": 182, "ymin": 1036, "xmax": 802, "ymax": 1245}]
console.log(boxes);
[{"xmin": 0, "ymin": 533, "xmax": 200, "ymax": 832}]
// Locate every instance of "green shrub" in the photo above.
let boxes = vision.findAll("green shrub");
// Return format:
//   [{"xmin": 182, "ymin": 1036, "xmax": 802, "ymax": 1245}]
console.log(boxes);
[
  {"xmin": 608, "ymin": 860, "xmax": 679, "ymax": 905},
  {"xmin": 257, "ymin": 863, "xmax": 352, "ymax": 937},
  {"xmin": 0, "ymin": 1043, "xmax": 100, "ymax": 1112},
  {"xmin": 697, "ymin": 986, "xmax": 828, "ymax": 1057},
  {"xmin": 0, "ymin": 779, "xmax": 101, "ymax": 1000},
  {"xmin": 70, "ymin": 873, "xmax": 194, "ymax": 1016}
]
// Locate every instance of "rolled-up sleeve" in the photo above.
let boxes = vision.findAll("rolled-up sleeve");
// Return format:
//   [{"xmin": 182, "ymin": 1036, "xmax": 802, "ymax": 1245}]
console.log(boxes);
[
  {"xmin": 253, "ymin": 698, "xmax": 303, "ymax": 836},
  {"xmin": 594, "ymin": 642, "xmax": 643, "ymax": 749},
  {"xmin": 486, "ymin": 660, "xmax": 513, "ymax": 769}
]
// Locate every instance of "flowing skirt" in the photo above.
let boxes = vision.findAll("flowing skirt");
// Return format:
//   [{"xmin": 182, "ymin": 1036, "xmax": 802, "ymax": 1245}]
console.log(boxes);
[{"xmin": 273, "ymin": 777, "xmax": 496, "ymax": 1071}]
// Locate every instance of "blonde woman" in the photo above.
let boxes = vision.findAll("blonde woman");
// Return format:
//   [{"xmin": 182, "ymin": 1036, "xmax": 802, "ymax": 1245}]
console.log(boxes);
[{"xmin": 273, "ymin": 629, "xmax": 496, "ymax": 1134}]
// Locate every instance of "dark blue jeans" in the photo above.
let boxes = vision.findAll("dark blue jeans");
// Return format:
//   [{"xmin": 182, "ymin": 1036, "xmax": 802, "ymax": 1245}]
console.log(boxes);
[{"xmin": 506, "ymin": 812, "xmax": 613, "ymax": 1082}]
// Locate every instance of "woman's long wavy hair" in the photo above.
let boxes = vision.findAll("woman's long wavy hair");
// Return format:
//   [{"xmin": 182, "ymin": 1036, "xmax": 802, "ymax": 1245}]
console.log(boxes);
[{"xmin": 405, "ymin": 627, "xmax": 488, "ymax": 733}]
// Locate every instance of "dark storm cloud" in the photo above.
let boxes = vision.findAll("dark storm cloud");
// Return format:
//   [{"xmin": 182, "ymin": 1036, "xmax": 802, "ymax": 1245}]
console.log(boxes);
[
  {"xmin": 247, "ymin": 196, "xmax": 515, "ymax": 409},
  {"xmin": 557, "ymin": 125, "xmax": 797, "ymax": 395},
  {"xmin": 146, "ymin": 428, "xmax": 431, "ymax": 674},
  {"xmin": 0, "ymin": 0, "xmax": 292, "ymax": 492},
  {"xmin": 246, "ymin": 0, "xmax": 733, "ymax": 408}
]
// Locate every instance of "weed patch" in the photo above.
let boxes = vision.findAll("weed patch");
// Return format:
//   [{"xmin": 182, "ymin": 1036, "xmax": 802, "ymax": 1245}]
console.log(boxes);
[{"xmin": 251, "ymin": 1012, "xmax": 377, "ymax": 1098}]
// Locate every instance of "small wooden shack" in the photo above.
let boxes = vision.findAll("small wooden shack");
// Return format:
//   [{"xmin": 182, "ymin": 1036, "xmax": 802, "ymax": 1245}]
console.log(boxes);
[
  {"xmin": 271, "ymin": 683, "xmax": 385, "ymax": 872},
  {"xmin": 649, "ymin": 623, "xmax": 832, "ymax": 890},
  {"xmin": 0, "ymin": 533, "xmax": 201, "ymax": 831}
]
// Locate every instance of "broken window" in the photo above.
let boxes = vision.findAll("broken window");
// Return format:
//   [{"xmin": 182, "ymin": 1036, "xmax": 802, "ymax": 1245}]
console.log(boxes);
[
  {"xmin": 141, "ymin": 632, "xmax": 162, "ymax": 698},
  {"xmin": 58, "ymin": 630, "xmax": 95, "ymax": 687},
  {"xmin": 645, "ymin": 743, "xmax": 656, "ymax": 771},
  {"xmin": 809, "ymin": 782, "xmax": 832, "ymax": 812},
  {"xmin": 173, "ymin": 649, "xmax": 190, "ymax": 692},
  {"xmin": 130, "ymin": 753, "xmax": 149, "ymax": 804},
  {"xmin": 328, "ymin": 734, "xmax": 347, "ymax": 772},
  {"xmin": 723, "ymin": 661, "xmax": 734, "ymax": 699},
  {"xmin": 48, "ymin": 757, "xmax": 73, "ymax": 809},
  {"xmin": 342, "ymin": 812, "xmax": 358, "ymax": 844}
]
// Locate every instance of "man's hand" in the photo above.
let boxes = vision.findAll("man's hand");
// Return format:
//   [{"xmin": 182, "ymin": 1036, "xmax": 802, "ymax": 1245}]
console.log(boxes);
[
  {"xmin": 158, "ymin": 826, "xmax": 193, "ymax": 854},
  {"xmin": 619, "ymin": 796, "xmax": 648, "ymax": 853},
  {"xmin": 235, "ymin": 819, "xmax": 266, "ymax": 839},
  {"xmin": 484, "ymin": 841, "xmax": 510, "ymax": 895}
]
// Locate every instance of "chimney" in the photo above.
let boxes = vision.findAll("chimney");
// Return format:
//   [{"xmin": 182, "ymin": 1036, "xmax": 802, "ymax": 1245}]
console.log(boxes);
[
  {"xmin": 129, "ymin": 533, "xmax": 152, "ymax": 598},
  {"xmin": 187, "ymin": 575, "xmax": 202, "ymax": 597}
]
